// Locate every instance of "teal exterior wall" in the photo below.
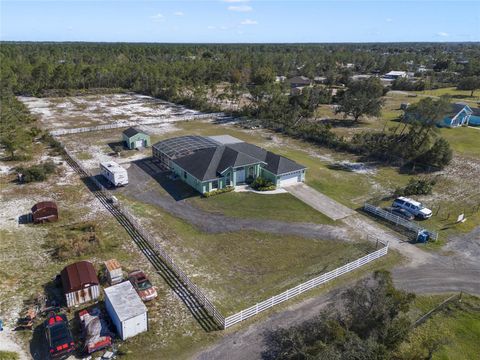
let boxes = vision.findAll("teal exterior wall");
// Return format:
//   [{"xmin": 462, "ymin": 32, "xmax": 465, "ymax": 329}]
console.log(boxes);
[
  {"xmin": 123, "ymin": 133, "xmax": 151, "ymax": 149},
  {"xmin": 171, "ymin": 162, "xmax": 204, "ymax": 193}
]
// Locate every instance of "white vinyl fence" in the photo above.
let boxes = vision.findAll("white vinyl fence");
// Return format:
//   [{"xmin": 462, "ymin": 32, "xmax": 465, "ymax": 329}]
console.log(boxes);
[
  {"xmin": 60, "ymin": 142, "xmax": 389, "ymax": 330},
  {"xmin": 51, "ymin": 113, "xmax": 225, "ymax": 136},
  {"xmin": 224, "ymin": 241, "xmax": 389, "ymax": 328}
]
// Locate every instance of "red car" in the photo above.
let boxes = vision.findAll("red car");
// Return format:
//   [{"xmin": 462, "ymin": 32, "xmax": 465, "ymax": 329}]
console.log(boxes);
[
  {"xmin": 44, "ymin": 312, "xmax": 75, "ymax": 359},
  {"xmin": 128, "ymin": 270, "xmax": 158, "ymax": 301}
]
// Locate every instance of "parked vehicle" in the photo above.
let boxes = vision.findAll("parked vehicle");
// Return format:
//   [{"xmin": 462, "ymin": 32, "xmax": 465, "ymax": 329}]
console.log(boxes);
[
  {"xmin": 79, "ymin": 307, "xmax": 112, "ymax": 354},
  {"xmin": 386, "ymin": 207, "xmax": 415, "ymax": 221},
  {"xmin": 128, "ymin": 270, "xmax": 158, "ymax": 302},
  {"xmin": 392, "ymin": 196, "xmax": 432, "ymax": 219},
  {"xmin": 100, "ymin": 161, "xmax": 128, "ymax": 187},
  {"xmin": 44, "ymin": 312, "xmax": 75, "ymax": 359}
]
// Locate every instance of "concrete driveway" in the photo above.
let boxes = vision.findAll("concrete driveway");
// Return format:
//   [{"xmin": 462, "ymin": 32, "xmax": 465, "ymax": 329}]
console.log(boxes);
[{"xmin": 287, "ymin": 183, "xmax": 356, "ymax": 220}]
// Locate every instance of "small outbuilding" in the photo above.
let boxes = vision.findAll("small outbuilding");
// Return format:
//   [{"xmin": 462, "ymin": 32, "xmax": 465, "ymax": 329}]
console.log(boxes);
[
  {"xmin": 104, "ymin": 281, "xmax": 148, "ymax": 340},
  {"xmin": 61, "ymin": 261, "xmax": 100, "ymax": 308},
  {"xmin": 31, "ymin": 201, "xmax": 58, "ymax": 224},
  {"xmin": 122, "ymin": 127, "xmax": 150, "ymax": 150},
  {"xmin": 104, "ymin": 259, "xmax": 123, "ymax": 285}
]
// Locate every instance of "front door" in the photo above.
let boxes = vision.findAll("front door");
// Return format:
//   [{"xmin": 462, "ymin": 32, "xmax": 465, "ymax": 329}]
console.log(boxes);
[{"xmin": 235, "ymin": 167, "xmax": 245, "ymax": 184}]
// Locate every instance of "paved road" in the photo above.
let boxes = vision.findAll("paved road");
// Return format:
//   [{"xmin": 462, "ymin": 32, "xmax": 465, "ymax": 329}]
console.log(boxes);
[{"xmin": 287, "ymin": 183, "xmax": 356, "ymax": 220}]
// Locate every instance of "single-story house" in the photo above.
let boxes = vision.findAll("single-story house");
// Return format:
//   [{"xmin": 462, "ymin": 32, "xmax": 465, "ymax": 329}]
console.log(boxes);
[
  {"xmin": 382, "ymin": 71, "xmax": 408, "ymax": 81},
  {"xmin": 152, "ymin": 135, "xmax": 306, "ymax": 194},
  {"xmin": 61, "ymin": 261, "xmax": 100, "ymax": 308},
  {"xmin": 104, "ymin": 281, "xmax": 148, "ymax": 340},
  {"xmin": 31, "ymin": 201, "xmax": 58, "ymax": 223},
  {"xmin": 441, "ymin": 103, "xmax": 480, "ymax": 127},
  {"xmin": 122, "ymin": 127, "xmax": 150, "ymax": 150},
  {"xmin": 287, "ymin": 76, "xmax": 312, "ymax": 88}
]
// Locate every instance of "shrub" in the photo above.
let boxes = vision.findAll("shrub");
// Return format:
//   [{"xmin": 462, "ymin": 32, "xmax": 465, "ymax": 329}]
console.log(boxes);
[
  {"xmin": 45, "ymin": 222, "xmax": 99, "ymax": 260},
  {"xmin": 16, "ymin": 160, "xmax": 56, "ymax": 183},
  {"xmin": 251, "ymin": 177, "xmax": 276, "ymax": 191},
  {"xmin": 395, "ymin": 178, "xmax": 436, "ymax": 196},
  {"xmin": 203, "ymin": 186, "xmax": 234, "ymax": 197}
]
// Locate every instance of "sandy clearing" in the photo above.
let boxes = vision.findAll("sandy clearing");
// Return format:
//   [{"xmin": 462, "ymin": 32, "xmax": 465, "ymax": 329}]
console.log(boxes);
[{"xmin": 0, "ymin": 329, "xmax": 30, "ymax": 360}]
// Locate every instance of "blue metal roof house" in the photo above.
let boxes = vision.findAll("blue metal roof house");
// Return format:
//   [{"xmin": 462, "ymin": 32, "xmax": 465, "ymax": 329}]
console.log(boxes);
[{"xmin": 441, "ymin": 103, "xmax": 480, "ymax": 128}]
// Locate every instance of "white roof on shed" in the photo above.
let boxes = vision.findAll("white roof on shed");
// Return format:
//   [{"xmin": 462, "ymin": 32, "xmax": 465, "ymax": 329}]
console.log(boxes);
[
  {"xmin": 385, "ymin": 71, "xmax": 406, "ymax": 76},
  {"xmin": 104, "ymin": 281, "xmax": 147, "ymax": 321},
  {"xmin": 208, "ymin": 135, "xmax": 244, "ymax": 145}
]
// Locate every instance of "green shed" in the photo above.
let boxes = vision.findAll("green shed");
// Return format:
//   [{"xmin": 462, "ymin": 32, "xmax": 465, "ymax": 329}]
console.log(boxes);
[{"xmin": 122, "ymin": 128, "xmax": 151, "ymax": 150}]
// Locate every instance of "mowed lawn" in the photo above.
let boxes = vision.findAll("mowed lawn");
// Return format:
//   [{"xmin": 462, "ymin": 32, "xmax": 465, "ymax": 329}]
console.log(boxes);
[
  {"xmin": 439, "ymin": 127, "xmax": 480, "ymax": 158},
  {"xmin": 189, "ymin": 192, "xmax": 334, "ymax": 224},
  {"xmin": 405, "ymin": 294, "xmax": 480, "ymax": 360},
  {"xmin": 122, "ymin": 198, "xmax": 375, "ymax": 314}
]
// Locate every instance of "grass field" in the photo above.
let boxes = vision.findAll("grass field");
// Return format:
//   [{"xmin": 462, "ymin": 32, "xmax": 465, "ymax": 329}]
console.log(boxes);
[
  {"xmin": 403, "ymin": 294, "xmax": 480, "ymax": 360},
  {"xmin": 119, "ymin": 196, "xmax": 376, "ymax": 314},
  {"xmin": 189, "ymin": 192, "xmax": 334, "ymax": 224}
]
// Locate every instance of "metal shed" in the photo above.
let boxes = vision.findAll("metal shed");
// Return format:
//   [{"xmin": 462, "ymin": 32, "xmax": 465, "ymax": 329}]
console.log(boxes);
[
  {"xmin": 104, "ymin": 259, "xmax": 123, "ymax": 285},
  {"xmin": 61, "ymin": 261, "xmax": 100, "ymax": 308},
  {"xmin": 104, "ymin": 281, "xmax": 148, "ymax": 340},
  {"xmin": 31, "ymin": 201, "xmax": 58, "ymax": 223}
]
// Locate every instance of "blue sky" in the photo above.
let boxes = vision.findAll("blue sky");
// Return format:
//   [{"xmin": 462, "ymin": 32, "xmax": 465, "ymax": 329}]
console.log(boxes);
[{"xmin": 1, "ymin": 1, "xmax": 479, "ymax": 43}]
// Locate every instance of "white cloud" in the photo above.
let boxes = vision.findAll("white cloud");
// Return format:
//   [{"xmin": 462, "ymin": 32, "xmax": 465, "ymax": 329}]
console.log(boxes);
[
  {"xmin": 150, "ymin": 13, "xmax": 164, "ymax": 21},
  {"xmin": 223, "ymin": 0, "xmax": 249, "ymax": 2},
  {"xmin": 207, "ymin": 25, "xmax": 216, "ymax": 30},
  {"xmin": 220, "ymin": 26, "xmax": 228, "ymax": 30},
  {"xmin": 173, "ymin": 11, "xmax": 184, "ymax": 16},
  {"xmin": 437, "ymin": 32, "xmax": 449, "ymax": 37},
  {"xmin": 385, "ymin": 18, "xmax": 393, "ymax": 22},
  {"xmin": 228, "ymin": 5, "xmax": 252, "ymax": 12},
  {"xmin": 241, "ymin": 19, "xmax": 258, "ymax": 25}
]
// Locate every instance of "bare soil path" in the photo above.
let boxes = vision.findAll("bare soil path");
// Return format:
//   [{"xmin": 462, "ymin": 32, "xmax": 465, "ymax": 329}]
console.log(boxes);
[{"xmin": 118, "ymin": 161, "xmax": 350, "ymax": 241}]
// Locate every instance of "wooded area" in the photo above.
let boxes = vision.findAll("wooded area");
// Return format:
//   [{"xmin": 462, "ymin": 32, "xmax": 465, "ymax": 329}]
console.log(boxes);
[{"xmin": 1, "ymin": 42, "xmax": 479, "ymax": 168}]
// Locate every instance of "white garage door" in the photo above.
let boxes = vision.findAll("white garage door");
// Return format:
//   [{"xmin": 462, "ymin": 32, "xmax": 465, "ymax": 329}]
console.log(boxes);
[
  {"xmin": 135, "ymin": 140, "xmax": 144, "ymax": 148},
  {"xmin": 279, "ymin": 172, "xmax": 300, "ymax": 187}
]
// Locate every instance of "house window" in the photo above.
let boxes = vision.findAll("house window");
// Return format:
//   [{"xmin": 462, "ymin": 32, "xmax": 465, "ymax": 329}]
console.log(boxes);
[
  {"xmin": 183, "ymin": 171, "xmax": 187, "ymax": 179},
  {"xmin": 248, "ymin": 167, "xmax": 254, "ymax": 177},
  {"xmin": 225, "ymin": 173, "xmax": 231, "ymax": 186},
  {"xmin": 212, "ymin": 180, "xmax": 219, "ymax": 189}
]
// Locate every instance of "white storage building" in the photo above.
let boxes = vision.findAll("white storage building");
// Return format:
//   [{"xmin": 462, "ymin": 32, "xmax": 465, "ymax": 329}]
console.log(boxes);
[{"xmin": 104, "ymin": 281, "xmax": 148, "ymax": 340}]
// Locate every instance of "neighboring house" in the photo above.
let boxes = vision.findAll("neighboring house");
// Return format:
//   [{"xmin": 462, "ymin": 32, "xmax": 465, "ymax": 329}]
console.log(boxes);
[
  {"xmin": 152, "ymin": 135, "xmax": 306, "ymax": 194},
  {"xmin": 275, "ymin": 75, "xmax": 286, "ymax": 82},
  {"xmin": 31, "ymin": 201, "xmax": 58, "ymax": 223},
  {"xmin": 314, "ymin": 76, "xmax": 327, "ymax": 84},
  {"xmin": 287, "ymin": 76, "xmax": 312, "ymax": 88},
  {"xmin": 442, "ymin": 103, "xmax": 480, "ymax": 127},
  {"xmin": 61, "ymin": 261, "xmax": 100, "ymax": 308},
  {"xmin": 382, "ymin": 71, "xmax": 408, "ymax": 81},
  {"xmin": 122, "ymin": 127, "xmax": 150, "ymax": 149}
]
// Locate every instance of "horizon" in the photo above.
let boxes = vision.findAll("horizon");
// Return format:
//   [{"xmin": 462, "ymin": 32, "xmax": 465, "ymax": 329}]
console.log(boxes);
[{"xmin": 1, "ymin": 0, "xmax": 479, "ymax": 43}]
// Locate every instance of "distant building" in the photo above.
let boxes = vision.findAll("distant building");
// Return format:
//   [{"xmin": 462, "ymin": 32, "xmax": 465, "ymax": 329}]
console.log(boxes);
[
  {"xmin": 31, "ymin": 201, "xmax": 58, "ymax": 224},
  {"xmin": 122, "ymin": 127, "xmax": 150, "ymax": 150},
  {"xmin": 350, "ymin": 74, "xmax": 373, "ymax": 81},
  {"xmin": 382, "ymin": 71, "xmax": 408, "ymax": 81},
  {"xmin": 61, "ymin": 261, "xmax": 100, "ymax": 308},
  {"xmin": 314, "ymin": 76, "xmax": 327, "ymax": 84},
  {"xmin": 275, "ymin": 75, "xmax": 286, "ymax": 82},
  {"xmin": 287, "ymin": 76, "xmax": 312, "ymax": 88}
]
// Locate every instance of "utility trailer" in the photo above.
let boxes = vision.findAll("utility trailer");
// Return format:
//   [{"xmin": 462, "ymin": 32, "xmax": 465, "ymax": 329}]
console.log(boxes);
[{"xmin": 100, "ymin": 161, "xmax": 128, "ymax": 187}]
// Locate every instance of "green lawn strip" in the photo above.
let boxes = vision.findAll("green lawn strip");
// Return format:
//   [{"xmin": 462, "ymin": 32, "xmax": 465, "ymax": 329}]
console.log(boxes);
[
  {"xmin": 0, "ymin": 351, "xmax": 20, "ymax": 360},
  {"xmin": 120, "ymin": 197, "xmax": 376, "ymax": 315},
  {"xmin": 406, "ymin": 294, "xmax": 480, "ymax": 360},
  {"xmin": 189, "ymin": 192, "xmax": 334, "ymax": 224},
  {"xmin": 438, "ymin": 127, "xmax": 480, "ymax": 158}
]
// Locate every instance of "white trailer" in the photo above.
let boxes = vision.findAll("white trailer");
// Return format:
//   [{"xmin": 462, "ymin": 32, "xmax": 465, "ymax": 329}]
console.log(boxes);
[
  {"xmin": 104, "ymin": 281, "xmax": 148, "ymax": 340},
  {"xmin": 100, "ymin": 161, "xmax": 128, "ymax": 187}
]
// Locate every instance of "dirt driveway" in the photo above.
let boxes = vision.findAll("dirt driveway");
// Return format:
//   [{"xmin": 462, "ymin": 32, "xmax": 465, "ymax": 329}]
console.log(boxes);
[{"xmin": 287, "ymin": 183, "xmax": 356, "ymax": 220}]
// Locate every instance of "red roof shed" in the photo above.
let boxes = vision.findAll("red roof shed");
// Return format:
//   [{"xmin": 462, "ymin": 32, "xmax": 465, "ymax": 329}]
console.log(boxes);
[
  {"xmin": 31, "ymin": 201, "xmax": 58, "ymax": 223},
  {"xmin": 61, "ymin": 261, "xmax": 100, "ymax": 307}
]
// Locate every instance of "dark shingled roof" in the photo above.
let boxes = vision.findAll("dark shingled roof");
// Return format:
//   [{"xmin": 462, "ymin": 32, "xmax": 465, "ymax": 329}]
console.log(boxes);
[
  {"xmin": 122, "ymin": 127, "xmax": 142, "ymax": 138},
  {"xmin": 172, "ymin": 140, "xmax": 305, "ymax": 181},
  {"xmin": 61, "ymin": 261, "xmax": 99, "ymax": 293}
]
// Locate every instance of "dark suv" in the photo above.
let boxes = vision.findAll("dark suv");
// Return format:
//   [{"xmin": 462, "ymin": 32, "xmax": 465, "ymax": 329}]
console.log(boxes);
[{"xmin": 44, "ymin": 312, "xmax": 75, "ymax": 359}]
